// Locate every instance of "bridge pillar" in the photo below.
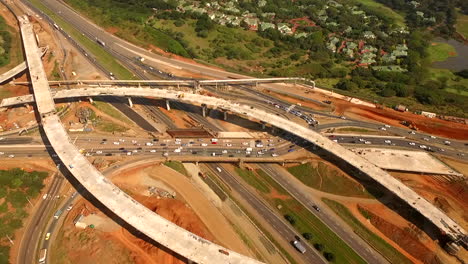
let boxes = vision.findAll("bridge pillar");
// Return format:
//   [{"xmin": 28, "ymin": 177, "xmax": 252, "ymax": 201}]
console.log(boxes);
[
  {"xmin": 261, "ymin": 122, "xmax": 266, "ymax": 130},
  {"xmin": 223, "ymin": 111, "xmax": 228, "ymax": 121},
  {"xmin": 166, "ymin": 100, "xmax": 171, "ymax": 111},
  {"xmin": 202, "ymin": 105, "xmax": 207, "ymax": 117},
  {"xmin": 88, "ymin": 97, "xmax": 93, "ymax": 104},
  {"xmin": 128, "ymin": 97, "xmax": 133, "ymax": 108}
]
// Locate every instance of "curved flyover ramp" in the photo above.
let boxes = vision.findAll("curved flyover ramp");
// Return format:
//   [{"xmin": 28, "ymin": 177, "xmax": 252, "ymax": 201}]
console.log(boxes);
[
  {"xmin": 18, "ymin": 14, "xmax": 262, "ymax": 264},
  {"xmin": 2, "ymin": 86, "xmax": 466, "ymax": 242}
]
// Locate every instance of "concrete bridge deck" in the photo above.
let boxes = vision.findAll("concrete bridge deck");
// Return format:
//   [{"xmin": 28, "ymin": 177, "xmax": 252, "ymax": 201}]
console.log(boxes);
[
  {"xmin": 0, "ymin": 47, "xmax": 47, "ymax": 84},
  {"xmin": 2, "ymin": 84, "xmax": 466, "ymax": 241},
  {"xmin": 19, "ymin": 15, "xmax": 261, "ymax": 264}
]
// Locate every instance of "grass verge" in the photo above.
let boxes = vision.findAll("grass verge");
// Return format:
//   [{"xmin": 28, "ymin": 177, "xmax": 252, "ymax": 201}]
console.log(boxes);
[
  {"xmin": 456, "ymin": 11, "xmax": 468, "ymax": 39},
  {"xmin": 235, "ymin": 167, "xmax": 270, "ymax": 193},
  {"xmin": 286, "ymin": 162, "xmax": 372, "ymax": 198},
  {"xmin": 234, "ymin": 167, "xmax": 366, "ymax": 264},
  {"xmin": 92, "ymin": 100, "xmax": 132, "ymax": 123},
  {"xmin": 164, "ymin": 161, "xmax": 188, "ymax": 176},
  {"xmin": 322, "ymin": 198, "xmax": 412, "ymax": 264},
  {"xmin": 96, "ymin": 121, "xmax": 127, "ymax": 132},
  {"xmin": 427, "ymin": 42, "xmax": 457, "ymax": 62},
  {"xmin": 27, "ymin": 0, "xmax": 135, "ymax": 79}
]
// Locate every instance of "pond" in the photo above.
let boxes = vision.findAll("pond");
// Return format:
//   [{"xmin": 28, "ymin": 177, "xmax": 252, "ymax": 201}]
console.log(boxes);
[{"xmin": 432, "ymin": 38, "xmax": 468, "ymax": 71}]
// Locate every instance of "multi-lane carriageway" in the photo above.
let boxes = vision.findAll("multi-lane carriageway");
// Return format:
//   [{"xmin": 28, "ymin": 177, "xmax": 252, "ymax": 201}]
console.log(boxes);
[
  {"xmin": 19, "ymin": 15, "xmax": 262, "ymax": 264},
  {"xmin": 16, "ymin": 13, "xmax": 466, "ymax": 264}
]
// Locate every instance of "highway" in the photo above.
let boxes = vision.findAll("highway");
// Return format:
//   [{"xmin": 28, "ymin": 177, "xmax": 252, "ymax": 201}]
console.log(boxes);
[
  {"xmin": 17, "ymin": 172, "xmax": 64, "ymax": 264},
  {"xmin": 206, "ymin": 163, "xmax": 326, "ymax": 264},
  {"xmin": 8, "ymin": 1, "xmax": 468, "ymax": 258},
  {"xmin": 258, "ymin": 164, "xmax": 389, "ymax": 264}
]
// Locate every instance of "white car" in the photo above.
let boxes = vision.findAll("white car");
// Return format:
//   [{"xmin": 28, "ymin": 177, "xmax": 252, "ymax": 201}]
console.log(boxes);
[
  {"xmin": 419, "ymin": 145, "xmax": 427, "ymax": 149},
  {"xmin": 423, "ymin": 138, "xmax": 429, "ymax": 141},
  {"xmin": 8, "ymin": 154, "xmax": 15, "ymax": 158},
  {"xmin": 201, "ymin": 143, "xmax": 208, "ymax": 147},
  {"xmin": 430, "ymin": 135, "xmax": 436, "ymax": 139},
  {"xmin": 222, "ymin": 150, "xmax": 228, "ymax": 154},
  {"xmin": 271, "ymin": 153, "xmax": 279, "ymax": 157},
  {"xmin": 380, "ymin": 127, "xmax": 386, "ymax": 131},
  {"xmin": 384, "ymin": 140, "xmax": 391, "ymax": 144},
  {"xmin": 444, "ymin": 140, "xmax": 451, "ymax": 145},
  {"xmin": 359, "ymin": 138, "xmax": 365, "ymax": 142},
  {"xmin": 126, "ymin": 152, "xmax": 132, "ymax": 155},
  {"xmin": 0, "ymin": 152, "xmax": 4, "ymax": 155},
  {"xmin": 409, "ymin": 142, "xmax": 416, "ymax": 146},
  {"xmin": 96, "ymin": 151, "xmax": 102, "ymax": 154},
  {"xmin": 113, "ymin": 142, "xmax": 120, "ymax": 145},
  {"xmin": 364, "ymin": 141, "xmax": 372, "ymax": 145},
  {"xmin": 150, "ymin": 149, "xmax": 156, "ymax": 153},
  {"xmin": 132, "ymin": 150, "xmax": 138, "ymax": 153},
  {"xmin": 146, "ymin": 142, "xmax": 153, "ymax": 146},
  {"xmin": 409, "ymin": 131, "xmax": 416, "ymax": 135},
  {"xmin": 174, "ymin": 149, "xmax": 181, "ymax": 153},
  {"xmin": 67, "ymin": 204, "xmax": 73, "ymax": 211},
  {"xmin": 226, "ymin": 143, "xmax": 232, "ymax": 147},
  {"xmin": 242, "ymin": 142, "xmax": 249, "ymax": 146},
  {"xmin": 384, "ymin": 124, "xmax": 391, "ymax": 128}
]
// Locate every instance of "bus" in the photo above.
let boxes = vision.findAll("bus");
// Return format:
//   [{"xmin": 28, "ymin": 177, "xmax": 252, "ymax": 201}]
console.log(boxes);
[{"xmin": 38, "ymin": 248, "xmax": 47, "ymax": 263}]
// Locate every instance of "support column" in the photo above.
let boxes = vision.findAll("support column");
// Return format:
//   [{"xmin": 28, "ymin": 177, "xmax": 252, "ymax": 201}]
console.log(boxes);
[
  {"xmin": 166, "ymin": 100, "xmax": 171, "ymax": 111},
  {"xmin": 223, "ymin": 111, "xmax": 228, "ymax": 121},
  {"xmin": 88, "ymin": 97, "xmax": 93, "ymax": 104},
  {"xmin": 202, "ymin": 105, "xmax": 207, "ymax": 117},
  {"xmin": 128, "ymin": 97, "xmax": 133, "ymax": 108},
  {"xmin": 261, "ymin": 122, "xmax": 266, "ymax": 130}
]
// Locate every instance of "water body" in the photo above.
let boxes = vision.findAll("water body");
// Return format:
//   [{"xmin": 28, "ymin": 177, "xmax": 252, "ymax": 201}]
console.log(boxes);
[{"xmin": 432, "ymin": 38, "xmax": 468, "ymax": 71}]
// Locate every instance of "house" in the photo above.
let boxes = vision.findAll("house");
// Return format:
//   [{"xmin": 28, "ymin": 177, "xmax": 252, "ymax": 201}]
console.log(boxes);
[
  {"xmin": 363, "ymin": 31, "xmax": 375, "ymax": 39},
  {"xmin": 372, "ymin": 65, "xmax": 407, "ymax": 72},
  {"xmin": 327, "ymin": 37, "xmax": 340, "ymax": 52},
  {"xmin": 294, "ymin": 32, "xmax": 309, "ymax": 38},
  {"xmin": 259, "ymin": 22, "xmax": 275, "ymax": 31},
  {"xmin": 381, "ymin": 53, "xmax": 396, "ymax": 63},
  {"xmin": 243, "ymin": 18, "xmax": 259, "ymax": 30},
  {"xmin": 277, "ymin": 23, "xmax": 293, "ymax": 35}
]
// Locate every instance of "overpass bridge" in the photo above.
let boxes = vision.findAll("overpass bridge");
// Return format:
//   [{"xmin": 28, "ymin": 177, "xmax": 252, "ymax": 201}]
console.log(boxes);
[
  {"xmin": 0, "ymin": 47, "xmax": 47, "ymax": 84},
  {"xmin": 9, "ymin": 76, "xmax": 314, "ymax": 89},
  {"xmin": 3, "ymin": 82, "xmax": 467, "ymax": 243},
  {"xmin": 18, "ymin": 15, "xmax": 262, "ymax": 264}
]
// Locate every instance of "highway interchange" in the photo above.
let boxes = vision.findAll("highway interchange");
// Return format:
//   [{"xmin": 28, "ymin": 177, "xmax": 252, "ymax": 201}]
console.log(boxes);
[{"xmin": 0, "ymin": 0, "xmax": 467, "ymax": 263}]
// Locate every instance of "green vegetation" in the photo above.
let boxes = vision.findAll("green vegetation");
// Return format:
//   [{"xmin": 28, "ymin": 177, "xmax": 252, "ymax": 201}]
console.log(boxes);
[
  {"xmin": 28, "ymin": 0, "xmax": 135, "ymax": 79},
  {"xmin": 322, "ymin": 198, "xmax": 412, "ymax": 264},
  {"xmin": 51, "ymin": 60, "xmax": 61, "ymax": 80},
  {"xmin": 353, "ymin": 0, "xmax": 405, "ymax": 26},
  {"xmin": 234, "ymin": 168, "xmax": 270, "ymax": 193},
  {"xmin": 92, "ymin": 100, "xmax": 131, "ymax": 123},
  {"xmin": 96, "ymin": 121, "xmax": 128, "ymax": 133},
  {"xmin": 0, "ymin": 16, "xmax": 12, "ymax": 68},
  {"xmin": 286, "ymin": 162, "xmax": 372, "ymax": 198},
  {"xmin": 427, "ymin": 42, "xmax": 457, "ymax": 62},
  {"xmin": 234, "ymin": 167, "xmax": 365, "ymax": 264},
  {"xmin": 0, "ymin": 169, "xmax": 48, "ymax": 263},
  {"xmin": 456, "ymin": 11, "xmax": 468, "ymax": 38},
  {"xmin": 164, "ymin": 161, "xmax": 188, "ymax": 176}
]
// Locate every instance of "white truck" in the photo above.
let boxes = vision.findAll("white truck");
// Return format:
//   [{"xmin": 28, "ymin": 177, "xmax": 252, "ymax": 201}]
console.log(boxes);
[{"xmin": 293, "ymin": 240, "xmax": 306, "ymax": 254}]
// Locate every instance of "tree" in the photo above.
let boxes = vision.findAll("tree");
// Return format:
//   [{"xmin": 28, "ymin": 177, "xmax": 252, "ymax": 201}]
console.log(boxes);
[
  {"xmin": 314, "ymin": 243, "xmax": 324, "ymax": 251},
  {"xmin": 323, "ymin": 252, "xmax": 335, "ymax": 262},
  {"xmin": 302, "ymin": 232, "xmax": 313, "ymax": 240},
  {"xmin": 284, "ymin": 214, "xmax": 296, "ymax": 225},
  {"xmin": 335, "ymin": 80, "xmax": 357, "ymax": 91},
  {"xmin": 379, "ymin": 87, "xmax": 396, "ymax": 97}
]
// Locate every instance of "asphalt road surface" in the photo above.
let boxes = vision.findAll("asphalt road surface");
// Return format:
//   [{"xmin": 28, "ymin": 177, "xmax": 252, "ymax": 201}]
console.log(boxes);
[
  {"xmin": 206, "ymin": 163, "xmax": 326, "ymax": 264},
  {"xmin": 17, "ymin": 173, "xmax": 64, "ymax": 264},
  {"xmin": 258, "ymin": 164, "xmax": 389, "ymax": 264}
]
